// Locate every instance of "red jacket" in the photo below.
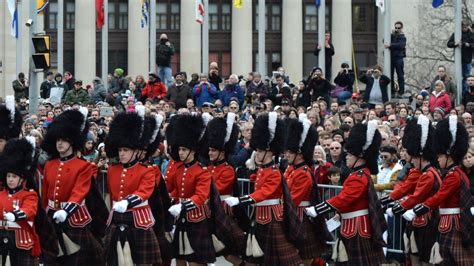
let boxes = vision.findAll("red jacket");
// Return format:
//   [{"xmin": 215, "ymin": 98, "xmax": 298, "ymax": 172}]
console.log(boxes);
[
  {"xmin": 400, "ymin": 167, "xmax": 440, "ymax": 209},
  {"xmin": 164, "ymin": 160, "xmax": 183, "ymax": 193},
  {"xmin": 284, "ymin": 163, "xmax": 312, "ymax": 207},
  {"xmin": 142, "ymin": 81, "xmax": 167, "ymax": 100},
  {"xmin": 390, "ymin": 168, "xmax": 421, "ymax": 201},
  {"xmin": 429, "ymin": 91, "xmax": 451, "ymax": 113},
  {"xmin": 208, "ymin": 161, "xmax": 235, "ymax": 196},
  {"xmin": 166, "ymin": 161, "xmax": 211, "ymax": 206},
  {"xmin": 424, "ymin": 166, "xmax": 468, "ymax": 209},
  {"xmin": 107, "ymin": 162, "xmax": 155, "ymax": 203}
]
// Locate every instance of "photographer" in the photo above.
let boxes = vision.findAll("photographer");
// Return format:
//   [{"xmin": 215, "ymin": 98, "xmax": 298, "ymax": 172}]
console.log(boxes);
[
  {"xmin": 332, "ymin": 62, "xmax": 355, "ymax": 103},
  {"xmin": 268, "ymin": 74, "xmax": 291, "ymax": 106},
  {"xmin": 384, "ymin": 21, "xmax": 407, "ymax": 96},
  {"xmin": 360, "ymin": 65, "xmax": 391, "ymax": 108},
  {"xmin": 156, "ymin": 33, "xmax": 175, "ymax": 88},
  {"xmin": 246, "ymin": 72, "xmax": 268, "ymax": 103},
  {"xmin": 208, "ymin": 61, "xmax": 223, "ymax": 90},
  {"xmin": 12, "ymin": 72, "xmax": 29, "ymax": 103},
  {"xmin": 295, "ymin": 80, "xmax": 311, "ymax": 108},
  {"xmin": 307, "ymin": 67, "xmax": 332, "ymax": 105}
]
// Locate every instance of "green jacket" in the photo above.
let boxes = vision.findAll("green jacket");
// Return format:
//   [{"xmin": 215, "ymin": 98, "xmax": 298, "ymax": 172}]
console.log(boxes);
[{"xmin": 64, "ymin": 88, "xmax": 90, "ymax": 105}]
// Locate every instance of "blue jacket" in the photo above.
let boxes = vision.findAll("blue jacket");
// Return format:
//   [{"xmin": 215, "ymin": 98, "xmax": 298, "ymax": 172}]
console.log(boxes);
[
  {"xmin": 192, "ymin": 82, "xmax": 218, "ymax": 107},
  {"xmin": 219, "ymin": 84, "xmax": 244, "ymax": 107}
]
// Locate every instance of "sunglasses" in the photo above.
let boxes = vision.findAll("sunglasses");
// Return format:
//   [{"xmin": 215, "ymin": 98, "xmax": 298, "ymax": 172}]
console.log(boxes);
[
  {"xmin": 395, "ymin": 27, "xmax": 402, "ymax": 29},
  {"xmin": 388, "ymin": 119, "xmax": 395, "ymax": 122},
  {"xmin": 330, "ymin": 147, "xmax": 341, "ymax": 150},
  {"xmin": 343, "ymin": 121, "xmax": 352, "ymax": 124}
]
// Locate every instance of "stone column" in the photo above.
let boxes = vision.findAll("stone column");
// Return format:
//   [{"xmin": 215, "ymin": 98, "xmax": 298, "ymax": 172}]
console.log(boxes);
[
  {"xmin": 331, "ymin": 0, "xmax": 353, "ymax": 76},
  {"xmin": 75, "ymin": 0, "xmax": 96, "ymax": 82},
  {"xmin": 231, "ymin": 0, "xmax": 252, "ymax": 75},
  {"xmin": 282, "ymin": 0, "xmax": 303, "ymax": 82},
  {"xmin": 128, "ymin": 0, "xmax": 149, "ymax": 77},
  {"xmin": 180, "ymin": 0, "xmax": 201, "ymax": 74}
]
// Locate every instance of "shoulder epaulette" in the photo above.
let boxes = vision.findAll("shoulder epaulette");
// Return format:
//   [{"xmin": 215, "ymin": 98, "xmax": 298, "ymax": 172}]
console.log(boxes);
[{"xmin": 356, "ymin": 170, "xmax": 364, "ymax": 177}]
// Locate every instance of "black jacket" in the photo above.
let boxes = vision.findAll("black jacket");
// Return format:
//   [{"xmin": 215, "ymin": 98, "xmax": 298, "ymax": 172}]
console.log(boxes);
[
  {"xmin": 156, "ymin": 42, "xmax": 174, "ymax": 67},
  {"xmin": 166, "ymin": 83, "xmax": 192, "ymax": 109},
  {"xmin": 462, "ymin": 86, "xmax": 474, "ymax": 106},
  {"xmin": 40, "ymin": 79, "xmax": 55, "ymax": 99},
  {"xmin": 314, "ymin": 43, "xmax": 335, "ymax": 78},
  {"xmin": 269, "ymin": 85, "xmax": 292, "ymax": 106},
  {"xmin": 390, "ymin": 33, "xmax": 407, "ymax": 59},
  {"xmin": 307, "ymin": 77, "xmax": 331, "ymax": 104},
  {"xmin": 447, "ymin": 30, "xmax": 474, "ymax": 64},
  {"xmin": 360, "ymin": 73, "xmax": 391, "ymax": 103}
]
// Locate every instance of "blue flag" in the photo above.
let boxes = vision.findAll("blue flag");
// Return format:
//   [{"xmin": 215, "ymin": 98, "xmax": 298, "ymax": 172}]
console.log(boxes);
[
  {"xmin": 315, "ymin": 0, "xmax": 320, "ymax": 7},
  {"xmin": 432, "ymin": 0, "xmax": 443, "ymax": 8}
]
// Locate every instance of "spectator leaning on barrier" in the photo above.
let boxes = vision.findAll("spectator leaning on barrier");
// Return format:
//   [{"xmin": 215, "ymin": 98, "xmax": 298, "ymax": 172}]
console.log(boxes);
[{"xmin": 374, "ymin": 145, "xmax": 402, "ymax": 192}]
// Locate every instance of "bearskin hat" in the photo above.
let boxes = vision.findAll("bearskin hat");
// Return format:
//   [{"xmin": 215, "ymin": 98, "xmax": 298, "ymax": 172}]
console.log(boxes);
[
  {"xmin": 402, "ymin": 115, "xmax": 436, "ymax": 163},
  {"xmin": 0, "ymin": 137, "xmax": 36, "ymax": 189},
  {"xmin": 205, "ymin": 113, "xmax": 239, "ymax": 159},
  {"xmin": 165, "ymin": 114, "xmax": 180, "ymax": 161},
  {"xmin": 285, "ymin": 114, "xmax": 318, "ymax": 165},
  {"xmin": 432, "ymin": 115, "xmax": 468, "ymax": 164},
  {"xmin": 143, "ymin": 114, "xmax": 164, "ymax": 158},
  {"xmin": 0, "ymin": 96, "xmax": 22, "ymax": 140},
  {"xmin": 345, "ymin": 121, "xmax": 381, "ymax": 174},
  {"xmin": 173, "ymin": 114, "xmax": 205, "ymax": 152},
  {"xmin": 105, "ymin": 112, "xmax": 144, "ymax": 158},
  {"xmin": 250, "ymin": 112, "xmax": 286, "ymax": 155},
  {"xmin": 41, "ymin": 109, "xmax": 89, "ymax": 158}
]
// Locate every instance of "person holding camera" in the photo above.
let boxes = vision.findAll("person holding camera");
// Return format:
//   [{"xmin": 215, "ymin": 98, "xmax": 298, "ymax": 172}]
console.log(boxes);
[
  {"xmin": 307, "ymin": 67, "xmax": 331, "ymax": 105},
  {"xmin": 246, "ymin": 72, "xmax": 268, "ymax": 103},
  {"xmin": 269, "ymin": 74, "xmax": 292, "ymax": 106},
  {"xmin": 332, "ymin": 62, "xmax": 355, "ymax": 103},
  {"xmin": 360, "ymin": 65, "xmax": 391, "ymax": 108},
  {"xmin": 156, "ymin": 34, "xmax": 175, "ymax": 89},
  {"xmin": 314, "ymin": 32, "xmax": 335, "ymax": 81},
  {"xmin": 12, "ymin": 72, "xmax": 29, "ymax": 103},
  {"xmin": 208, "ymin": 62, "xmax": 223, "ymax": 91},
  {"xmin": 384, "ymin": 21, "xmax": 407, "ymax": 96}
]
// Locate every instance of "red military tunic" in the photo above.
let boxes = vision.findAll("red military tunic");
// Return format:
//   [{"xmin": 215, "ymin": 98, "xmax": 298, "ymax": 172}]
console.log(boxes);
[
  {"xmin": 327, "ymin": 168, "xmax": 371, "ymax": 238},
  {"xmin": 284, "ymin": 163, "xmax": 312, "ymax": 219},
  {"xmin": 390, "ymin": 168, "xmax": 422, "ymax": 200},
  {"xmin": 0, "ymin": 188, "xmax": 40, "ymax": 255},
  {"xmin": 164, "ymin": 159, "xmax": 183, "ymax": 194},
  {"xmin": 208, "ymin": 160, "xmax": 235, "ymax": 196}
]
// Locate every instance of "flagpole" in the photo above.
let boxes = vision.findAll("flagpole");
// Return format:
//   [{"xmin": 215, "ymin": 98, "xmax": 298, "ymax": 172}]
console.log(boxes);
[
  {"xmin": 58, "ymin": 0, "xmax": 64, "ymax": 74},
  {"xmin": 149, "ymin": 0, "xmax": 156, "ymax": 73},
  {"xmin": 202, "ymin": 0, "xmax": 209, "ymax": 73},
  {"xmin": 16, "ymin": 0, "xmax": 22, "ymax": 75},
  {"xmin": 454, "ymin": 0, "xmax": 462, "ymax": 105},
  {"xmin": 28, "ymin": 0, "xmax": 38, "ymax": 114},
  {"xmin": 258, "ymin": 0, "xmax": 266, "ymax": 76},
  {"xmin": 317, "ymin": 0, "xmax": 325, "ymax": 73},
  {"xmin": 383, "ymin": 0, "xmax": 392, "ymax": 100},
  {"xmin": 101, "ymin": 0, "xmax": 108, "ymax": 83}
]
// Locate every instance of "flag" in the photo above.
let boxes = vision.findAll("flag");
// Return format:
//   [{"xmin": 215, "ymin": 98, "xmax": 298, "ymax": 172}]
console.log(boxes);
[
  {"xmin": 36, "ymin": 0, "xmax": 49, "ymax": 15},
  {"xmin": 432, "ymin": 0, "xmax": 443, "ymax": 8},
  {"xmin": 96, "ymin": 0, "xmax": 104, "ymax": 28},
  {"xmin": 315, "ymin": 0, "xmax": 320, "ymax": 7},
  {"xmin": 141, "ymin": 0, "xmax": 149, "ymax": 28},
  {"xmin": 234, "ymin": 0, "xmax": 242, "ymax": 9},
  {"xmin": 196, "ymin": 0, "xmax": 204, "ymax": 24},
  {"xmin": 7, "ymin": 0, "xmax": 18, "ymax": 38},
  {"xmin": 376, "ymin": 0, "xmax": 385, "ymax": 13}
]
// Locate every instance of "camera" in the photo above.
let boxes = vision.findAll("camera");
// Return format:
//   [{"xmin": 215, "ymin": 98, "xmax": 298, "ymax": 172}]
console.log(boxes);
[{"xmin": 25, "ymin": 19, "xmax": 34, "ymax": 27}]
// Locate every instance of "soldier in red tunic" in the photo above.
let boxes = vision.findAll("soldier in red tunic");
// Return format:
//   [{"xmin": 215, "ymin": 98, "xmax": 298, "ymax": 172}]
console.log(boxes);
[
  {"xmin": 224, "ymin": 112, "xmax": 303, "ymax": 266},
  {"xmin": 104, "ymin": 111, "xmax": 162, "ymax": 265},
  {"xmin": 283, "ymin": 114, "xmax": 329, "ymax": 265},
  {"xmin": 41, "ymin": 110, "xmax": 105, "ymax": 265},
  {"xmin": 0, "ymin": 138, "xmax": 40, "ymax": 265},
  {"xmin": 306, "ymin": 120, "xmax": 386, "ymax": 265},
  {"xmin": 407, "ymin": 116, "xmax": 474, "ymax": 265},
  {"xmin": 381, "ymin": 115, "xmax": 440, "ymax": 264},
  {"xmin": 167, "ymin": 114, "xmax": 216, "ymax": 265},
  {"xmin": 204, "ymin": 112, "xmax": 246, "ymax": 265}
]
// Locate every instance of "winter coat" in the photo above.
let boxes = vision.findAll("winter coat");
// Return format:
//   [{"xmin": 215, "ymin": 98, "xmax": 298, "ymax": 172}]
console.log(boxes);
[
  {"xmin": 90, "ymin": 84, "xmax": 107, "ymax": 104},
  {"xmin": 430, "ymin": 76, "xmax": 457, "ymax": 104},
  {"xmin": 156, "ymin": 42, "xmax": 174, "ymax": 67},
  {"xmin": 64, "ymin": 88, "xmax": 90, "ymax": 105},
  {"xmin": 360, "ymin": 73, "xmax": 390, "ymax": 104},
  {"xmin": 12, "ymin": 79, "xmax": 28, "ymax": 101},
  {"xmin": 462, "ymin": 86, "xmax": 474, "ymax": 106},
  {"xmin": 307, "ymin": 77, "xmax": 332, "ymax": 104},
  {"xmin": 246, "ymin": 81, "xmax": 268, "ymax": 102},
  {"xmin": 447, "ymin": 30, "xmax": 474, "ymax": 64},
  {"xmin": 268, "ymin": 84, "xmax": 292, "ymax": 106},
  {"xmin": 389, "ymin": 32, "xmax": 407, "ymax": 59},
  {"xmin": 429, "ymin": 91, "xmax": 452, "ymax": 113},
  {"xmin": 192, "ymin": 82, "xmax": 218, "ymax": 107},
  {"xmin": 40, "ymin": 79, "xmax": 55, "ymax": 99},
  {"xmin": 166, "ymin": 83, "xmax": 193, "ymax": 109},
  {"xmin": 141, "ymin": 81, "xmax": 167, "ymax": 100},
  {"xmin": 219, "ymin": 83, "xmax": 244, "ymax": 107}
]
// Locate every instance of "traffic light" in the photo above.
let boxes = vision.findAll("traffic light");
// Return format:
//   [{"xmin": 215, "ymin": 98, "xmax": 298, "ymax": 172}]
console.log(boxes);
[{"xmin": 32, "ymin": 35, "xmax": 51, "ymax": 69}]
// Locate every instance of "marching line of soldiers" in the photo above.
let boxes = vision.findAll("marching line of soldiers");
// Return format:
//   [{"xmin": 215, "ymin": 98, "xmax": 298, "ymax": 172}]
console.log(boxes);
[{"xmin": 0, "ymin": 93, "xmax": 473, "ymax": 265}]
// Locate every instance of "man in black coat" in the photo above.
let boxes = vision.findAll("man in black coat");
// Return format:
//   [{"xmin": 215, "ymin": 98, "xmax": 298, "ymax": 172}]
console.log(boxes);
[
  {"xmin": 360, "ymin": 65, "xmax": 391, "ymax": 108},
  {"xmin": 384, "ymin": 21, "xmax": 407, "ymax": 96},
  {"xmin": 166, "ymin": 72, "xmax": 192, "ymax": 109},
  {"xmin": 315, "ymin": 32, "xmax": 335, "ymax": 82},
  {"xmin": 307, "ymin": 67, "xmax": 332, "ymax": 104},
  {"xmin": 462, "ymin": 75, "xmax": 474, "ymax": 106},
  {"xmin": 448, "ymin": 20, "xmax": 474, "ymax": 94},
  {"xmin": 40, "ymin": 71, "xmax": 55, "ymax": 99}
]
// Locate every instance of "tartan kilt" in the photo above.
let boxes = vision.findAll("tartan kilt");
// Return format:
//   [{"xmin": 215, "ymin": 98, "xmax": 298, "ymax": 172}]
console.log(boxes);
[
  {"xmin": 104, "ymin": 212, "xmax": 161, "ymax": 265},
  {"xmin": 216, "ymin": 214, "xmax": 246, "ymax": 257},
  {"xmin": 0, "ymin": 230, "xmax": 38, "ymax": 266},
  {"xmin": 247, "ymin": 219, "xmax": 302, "ymax": 266},
  {"xmin": 172, "ymin": 217, "xmax": 216, "ymax": 264},
  {"xmin": 337, "ymin": 234, "xmax": 386, "ymax": 266},
  {"xmin": 438, "ymin": 227, "xmax": 474, "ymax": 265},
  {"xmin": 412, "ymin": 218, "xmax": 438, "ymax": 263},
  {"xmin": 298, "ymin": 215, "xmax": 327, "ymax": 260}
]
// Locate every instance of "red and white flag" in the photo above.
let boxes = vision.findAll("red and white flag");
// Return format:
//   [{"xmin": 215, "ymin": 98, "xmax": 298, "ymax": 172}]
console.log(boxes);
[
  {"xmin": 96, "ymin": 0, "xmax": 104, "ymax": 28},
  {"xmin": 376, "ymin": 0, "xmax": 385, "ymax": 13},
  {"xmin": 196, "ymin": 0, "xmax": 204, "ymax": 24}
]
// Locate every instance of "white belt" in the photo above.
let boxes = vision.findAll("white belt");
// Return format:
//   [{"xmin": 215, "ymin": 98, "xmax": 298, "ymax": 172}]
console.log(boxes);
[
  {"xmin": 112, "ymin": 200, "xmax": 149, "ymax": 209},
  {"xmin": 298, "ymin": 201, "xmax": 311, "ymax": 207},
  {"xmin": 439, "ymin": 208, "xmax": 460, "ymax": 215},
  {"xmin": 0, "ymin": 221, "xmax": 33, "ymax": 229},
  {"xmin": 220, "ymin": 195, "xmax": 232, "ymax": 201},
  {"xmin": 340, "ymin": 209, "xmax": 369, "ymax": 219},
  {"xmin": 48, "ymin": 200, "xmax": 85, "ymax": 209},
  {"xmin": 255, "ymin": 199, "xmax": 281, "ymax": 206}
]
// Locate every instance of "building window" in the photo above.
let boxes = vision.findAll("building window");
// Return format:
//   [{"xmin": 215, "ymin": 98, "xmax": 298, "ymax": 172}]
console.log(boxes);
[
  {"xmin": 222, "ymin": 4, "xmax": 231, "ymax": 31},
  {"xmin": 118, "ymin": 3, "xmax": 128, "ymax": 30},
  {"xmin": 271, "ymin": 4, "xmax": 281, "ymax": 31},
  {"xmin": 47, "ymin": 2, "xmax": 58, "ymax": 30},
  {"xmin": 65, "ymin": 2, "xmax": 75, "ymax": 29},
  {"xmin": 170, "ymin": 3, "xmax": 180, "ymax": 30},
  {"xmin": 304, "ymin": 5, "xmax": 317, "ymax": 31},
  {"xmin": 209, "ymin": 4, "xmax": 219, "ymax": 30},
  {"xmin": 108, "ymin": 2, "xmax": 115, "ymax": 29},
  {"xmin": 156, "ymin": 3, "xmax": 167, "ymax": 30},
  {"xmin": 352, "ymin": 4, "xmax": 376, "ymax": 32}
]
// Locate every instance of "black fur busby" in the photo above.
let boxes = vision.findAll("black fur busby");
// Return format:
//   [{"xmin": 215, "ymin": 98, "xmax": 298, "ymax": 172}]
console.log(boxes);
[
  {"xmin": 402, "ymin": 115, "xmax": 436, "ymax": 163},
  {"xmin": 250, "ymin": 112, "xmax": 286, "ymax": 155},
  {"xmin": 0, "ymin": 96, "xmax": 22, "ymax": 140},
  {"xmin": 432, "ymin": 115, "xmax": 468, "ymax": 164},
  {"xmin": 345, "ymin": 121, "xmax": 381, "ymax": 174},
  {"xmin": 206, "ymin": 113, "xmax": 239, "ymax": 158},
  {"xmin": 105, "ymin": 112, "xmax": 144, "ymax": 158},
  {"xmin": 165, "ymin": 114, "xmax": 180, "ymax": 161},
  {"xmin": 0, "ymin": 137, "xmax": 36, "ymax": 189},
  {"xmin": 41, "ymin": 109, "xmax": 89, "ymax": 158},
  {"xmin": 285, "ymin": 115, "xmax": 318, "ymax": 165},
  {"xmin": 173, "ymin": 114, "xmax": 205, "ymax": 152}
]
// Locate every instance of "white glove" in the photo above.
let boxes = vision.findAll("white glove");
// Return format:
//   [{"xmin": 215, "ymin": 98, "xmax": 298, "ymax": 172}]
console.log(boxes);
[
  {"xmin": 402, "ymin": 209, "xmax": 416, "ymax": 221},
  {"xmin": 112, "ymin": 200, "xmax": 129, "ymax": 213},
  {"xmin": 4, "ymin": 212, "xmax": 15, "ymax": 222},
  {"xmin": 386, "ymin": 208, "xmax": 394, "ymax": 218},
  {"xmin": 53, "ymin": 210, "xmax": 68, "ymax": 223},
  {"xmin": 168, "ymin": 203, "xmax": 182, "ymax": 217},
  {"xmin": 305, "ymin": 206, "xmax": 318, "ymax": 218},
  {"xmin": 470, "ymin": 207, "xmax": 474, "ymax": 216},
  {"xmin": 224, "ymin": 197, "xmax": 239, "ymax": 207}
]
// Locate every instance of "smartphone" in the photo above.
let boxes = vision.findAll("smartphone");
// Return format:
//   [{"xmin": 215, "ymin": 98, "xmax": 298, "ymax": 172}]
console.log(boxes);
[{"xmin": 100, "ymin": 106, "xmax": 114, "ymax": 117}]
